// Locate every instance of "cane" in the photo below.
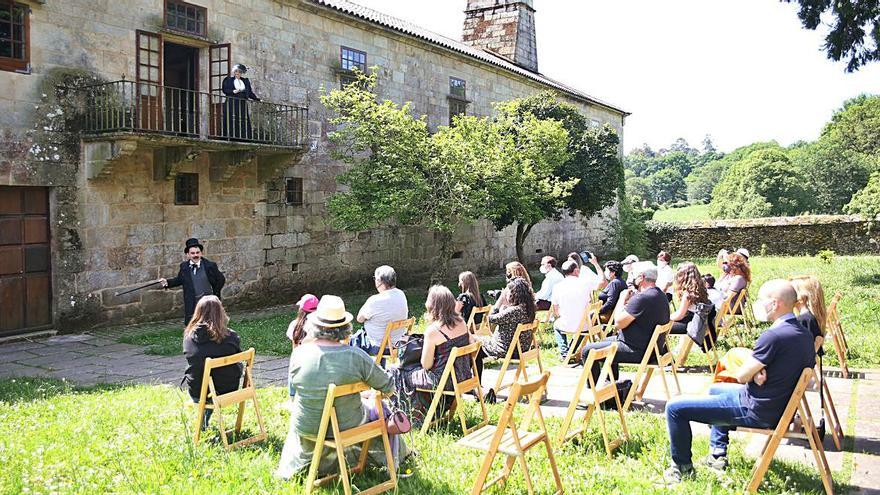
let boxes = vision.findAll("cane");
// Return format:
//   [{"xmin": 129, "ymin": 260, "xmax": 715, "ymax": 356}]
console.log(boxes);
[{"xmin": 114, "ymin": 280, "xmax": 164, "ymax": 297}]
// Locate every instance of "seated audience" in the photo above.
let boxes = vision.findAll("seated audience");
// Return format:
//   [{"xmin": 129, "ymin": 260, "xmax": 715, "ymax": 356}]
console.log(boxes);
[
  {"xmin": 597, "ymin": 261, "xmax": 626, "ymax": 323},
  {"xmin": 579, "ymin": 261, "xmax": 671, "ymax": 384},
  {"xmin": 455, "ymin": 271, "xmax": 485, "ymax": 325},
  {"xmin": 350, "ymin": 265, "xmax": 409, "ymax": 356},
  {"xmin": 717, "ymin": 253, "xmax": 751, "ymax": 311},
  {"xmin": 276, "ymin": 295, "xmax": 410, "ymax": 479},
  {"xmin": 704, "ymin": 274, "xmax": 725, "ymax": 310},
  {"xmin": 663, "ymin": 280, "xmax": 816, "ymax": 482},
  {"xmin": 789, "ymin": 275, "xmax": 827, "ymax": 355},
  {"xmin": 669, "ymin": 263, "xmax": 716, "ymax": 347},
  {"xmin": 286, "ymin": 294, "xmax": 319, "ymax": 348},
  {"xmin": 621, "ymin": 254, "xmax": 640, "ymax": 285},
  {"xmin": 182, "ymin": 295, "xmax": 243, "ymax": 429},
  {"xmin": 505, "ymin": 261, "xmax": 532, "ymax": 288},
  {"xmin": 551, "ymin": 260, "xmax": 593, "ymax": 360},
  {"xmin": 656, "ymin": 251, "xmax": 674, "ymax": 301},
  {"xmin": 390, "ymin": 285, "xmax": 474, "ymax": 424},
  {"xmin": 535, "ymin": 256, "xmax": 564, "ymax": 311},
  {"xmin": 475, "ymin": 277, "xmax": 536, "ymax": 385}
]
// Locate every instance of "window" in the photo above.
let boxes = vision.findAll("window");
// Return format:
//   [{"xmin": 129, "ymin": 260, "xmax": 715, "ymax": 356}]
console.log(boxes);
[
  {"xmin": 448, "ymin": 77, "xmax": 468, "ymax": 125},
  {"xmin": 449, "ymin": 77, "xmax": 466, "ymax": 99},
  {"xmin": 449, "ymin": 99, "xmax": 468, "ymax": 125},
  {"xmin": 590, "ymin": 118, "xmax": 602, "ymax": 128},
  {"xmin": 339, "ymin": 46, "xmax": 366, "ymax": 88},
  {"xmin": 285, "ymin": 177, "xmax": 303, "ymax": 206},
  {"xmin": 165, "ymin": 0, "xmax": 207, "ymax": 37},
  {"xmin": 174, "ymin": 173, "xmax": 199, "ymax": 205},
  {"xmin": 0, "ymin": 1, "xmax": 29, "ymax": 72}
]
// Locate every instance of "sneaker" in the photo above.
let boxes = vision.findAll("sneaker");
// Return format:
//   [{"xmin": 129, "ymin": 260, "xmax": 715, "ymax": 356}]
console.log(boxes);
[
  {"xmin": 701, "ymin": 454, "xmax": 728, "ymax": 472},
  {"xmin": 663, "ymin": 464, "xmax": 694, "ymax": 484}
]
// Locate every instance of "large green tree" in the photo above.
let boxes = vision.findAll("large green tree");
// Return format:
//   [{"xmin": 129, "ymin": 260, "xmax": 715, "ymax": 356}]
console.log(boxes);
[
  {"xmin": 709, "ymin": 149, "xmax": 810, "ymax": 218},
  {"xmin": 845, "ymin": 171, "xmax": 880, "ymax": 219},
  {"xmin": 783, "ymin": 0, "xmax": 880, "ymax": 72},
  {"xmin": 789, "ymin": 138, "xmax": 875, "ymax": 213},
  {"xmin": 821, "ymin": 94, "xmax": 880, "ymax": 156}
]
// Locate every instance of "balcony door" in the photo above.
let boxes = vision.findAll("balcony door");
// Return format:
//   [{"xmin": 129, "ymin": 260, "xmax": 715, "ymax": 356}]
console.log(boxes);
[
  {"xmin": 136, "ymin": 30, "xmax": 162, "ymax": 131},
  {"xmin": 163, "ymin": 41, "xmax": 200, "ymax": 135}
]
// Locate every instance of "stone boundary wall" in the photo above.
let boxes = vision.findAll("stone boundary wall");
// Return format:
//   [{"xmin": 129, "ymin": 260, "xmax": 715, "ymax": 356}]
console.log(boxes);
[{"xmin": 646, "ymin": 215, "xmax": 880, "ymax": 258}]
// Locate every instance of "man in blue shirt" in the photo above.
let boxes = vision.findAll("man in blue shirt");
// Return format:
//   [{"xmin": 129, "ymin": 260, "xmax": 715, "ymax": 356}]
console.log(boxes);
[{"xmin": 664, "ymin": 279, "xmax": 816, "ymax": 482}]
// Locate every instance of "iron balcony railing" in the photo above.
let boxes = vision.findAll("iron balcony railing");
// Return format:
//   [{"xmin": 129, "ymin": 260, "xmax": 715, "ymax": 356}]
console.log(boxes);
[{"xmin": 70, "ymin": 80, "xmax": 308, "ymax": 147}]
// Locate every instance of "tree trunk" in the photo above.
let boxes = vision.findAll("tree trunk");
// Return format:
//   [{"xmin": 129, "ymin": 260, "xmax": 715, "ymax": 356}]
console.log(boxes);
[
  {"xmin": 431, "ymin": 229, "xmax": 455, "ymax": 284},
  {"xmin": 514, "ymin": 222, "xmax": 535, "ymax": 264}
]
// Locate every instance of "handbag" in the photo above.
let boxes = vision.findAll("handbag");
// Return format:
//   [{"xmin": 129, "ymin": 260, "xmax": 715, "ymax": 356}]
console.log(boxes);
[
  {"xmin": 386, "ymin": 408, "xmax": 412, "ymax": 435},
  {"xmin": 686, "ymin": 302, "xmax": 713, "ymax": 346},
  {"xmin": 397, "ymin": 334, "xmax": 424, "ymax": 370}
]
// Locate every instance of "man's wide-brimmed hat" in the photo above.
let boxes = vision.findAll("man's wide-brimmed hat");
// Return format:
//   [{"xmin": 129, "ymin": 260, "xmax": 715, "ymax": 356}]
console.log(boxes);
[
  {"xmin": 306, "ymin": 295, "xmax": 353, "ymax": 328},
  {"xmin": 232, "ymin": 63, "xmax": 248, "ymax": 74},
  {"xmin": 184, "ymin": 238, "xmax": 204, "ymax": 253}
]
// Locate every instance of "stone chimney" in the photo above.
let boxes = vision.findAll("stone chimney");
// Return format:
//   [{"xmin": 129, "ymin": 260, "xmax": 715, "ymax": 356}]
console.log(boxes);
[{"xmin": 462, "ymin": 0, "xmax": 538, "ymax": 72}]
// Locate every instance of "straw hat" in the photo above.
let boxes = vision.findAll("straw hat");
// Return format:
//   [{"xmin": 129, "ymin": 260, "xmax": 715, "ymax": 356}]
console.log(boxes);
[{"xmin": 306, "ymin": 295, "xmax": 353, "ymax": 328}]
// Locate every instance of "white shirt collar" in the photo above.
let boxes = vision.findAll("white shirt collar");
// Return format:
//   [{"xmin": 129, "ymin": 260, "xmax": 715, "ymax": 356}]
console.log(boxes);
[{"xmin": 190, "ymin": 260, "xmax": 201, "ymax": 268}]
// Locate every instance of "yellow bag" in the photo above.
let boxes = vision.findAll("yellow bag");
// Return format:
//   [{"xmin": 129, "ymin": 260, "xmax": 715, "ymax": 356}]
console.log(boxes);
[{"xmin": 713, "ymin": 347, "xmax": 752, "ymax": 383}]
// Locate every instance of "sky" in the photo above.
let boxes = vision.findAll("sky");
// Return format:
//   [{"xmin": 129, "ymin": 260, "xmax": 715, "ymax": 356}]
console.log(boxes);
[{"xmin": 346, "ymin": 0, "xmax": 880, "ymax": 153}]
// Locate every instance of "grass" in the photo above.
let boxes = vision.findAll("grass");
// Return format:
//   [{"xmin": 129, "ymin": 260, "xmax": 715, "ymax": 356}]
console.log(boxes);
[
  {"xmin": 652, "ymin": 204, "xmax": 713, "ymax": 222},
  {"xmin": 120, "ymin": 255, "xmax": 880, "ymax": 368},
  {"xmin": 0, "ymin": 377, "xmax": 847, "ymax": 494}
]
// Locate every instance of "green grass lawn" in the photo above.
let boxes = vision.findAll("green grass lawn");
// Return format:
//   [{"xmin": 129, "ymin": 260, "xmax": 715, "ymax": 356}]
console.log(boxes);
[
  {"xmin": 120, "ymin": 255, "xmax": 880, "ymax": 368},
  {"xmin": 652, "ymin": 204, "xmax": 712, "ymax": 222},
  {"xmin": 0, "ymin": 377, "xmax": 847, "ymax": 494}
]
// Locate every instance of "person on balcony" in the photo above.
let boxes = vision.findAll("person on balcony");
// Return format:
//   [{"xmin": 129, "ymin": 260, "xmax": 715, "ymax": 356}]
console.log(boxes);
[{"xmin": 222, "ymin": 64, "xmax": 260, "ymax": 140}]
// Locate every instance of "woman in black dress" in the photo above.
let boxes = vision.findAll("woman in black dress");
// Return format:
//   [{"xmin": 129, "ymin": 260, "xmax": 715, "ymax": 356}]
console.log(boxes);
[{"xmin": 221, "ymin": 64, "xmax": 260, "ymax": 139}]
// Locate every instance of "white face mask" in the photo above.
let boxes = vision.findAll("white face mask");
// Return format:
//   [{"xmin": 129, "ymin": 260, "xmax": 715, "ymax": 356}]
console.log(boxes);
[
  {"xmin": 657, "ymin": 261, "xmax": 667, "ymax": 268},
  {"xmin": 752, "ymin": 298, "xmax": 772, "ymax": 322},
  {"xmin": 539, "ymin": 265, "xmax": 550, "ymax": 274}
]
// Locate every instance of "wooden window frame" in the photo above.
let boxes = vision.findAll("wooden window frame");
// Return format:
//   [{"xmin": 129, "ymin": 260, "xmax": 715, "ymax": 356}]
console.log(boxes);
[
  {"xmin": 0, "ymin": 1, "xmax": 30, "ymax": 73},
  {"xmin": 449, "ymin": 77, "xmax": 466, "ymax": 99},
  {"xmin": 340, "ymin": 46, "xmax": 366, "ymax": 72},
  {"xmin": 448, "ymin": 98, "xmax": 468, "ymax": 126},
  {"xmin": 164, "ymin": 0, "xmax": 207, "ymax": 38},
  {"xmin": 285, "ymin": 177, "xmax": 303, "ymax": 206},
  {"xmin": 174, "ymin": 173, "xmax": 199, "ymax": 205}
]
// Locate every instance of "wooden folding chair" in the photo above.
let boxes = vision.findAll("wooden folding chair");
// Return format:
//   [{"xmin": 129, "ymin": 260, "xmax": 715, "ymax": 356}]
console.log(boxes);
[
  {"xmin": 418, "ymin": 340, "xmax": 490, "ymax": 435},
  {"xmin": 715, "ymin": 290, "xmax": 747, "ymax": 340},
  {"xmin": 740, "ymin": 367, "xmax": 833, "ymax": 494},
  {"xmin": 493, "ymin": 322, "xmax": 544, "ymax": 395},
  {"xmin": 560, "ymin": 301, "xmax": 606, "ymax": 366},
  {"xmin": 303, "ymin": 381, "xmax": 397, "ymax": 495},
  {"xmin": 467, "ymin": 305, "xmax": 492, "ymax": 337},
  {"xmin": 825, "ymin": 293, "xmax": 850, "ymax": 378},
  {"xmin": 674, "ymin": 313, "xmax": 720, "ymax": 370},
  {"xmin": 812, "ymin": 363, "xmax": 844, "ymax": 451},
  {"xmin": 458, "ymin": 372, "xmax": 563, "ymax": 495},
  {"xmin": 622, "ymin": 322, "xmax": 681, "ymax": 411},
  {"xmin": 557, "ymin": 343, "xmax": 629, "ymax": 457},
  {"xmin": 741, "ymin": 285, "xmax": 756, "ymax": 328},
  {"xmin": 190, "ymin": 347, "xmax": 267, "ymax": 450},
  {"xmin": 373, "ymin": 317, "xmax": 415, "ymax": 367}
]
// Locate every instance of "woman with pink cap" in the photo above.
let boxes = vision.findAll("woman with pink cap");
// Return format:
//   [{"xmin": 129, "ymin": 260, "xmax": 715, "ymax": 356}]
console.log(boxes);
[{"xmin": 287, "ymin": 294, "xmax": 319, "ymax": 348}]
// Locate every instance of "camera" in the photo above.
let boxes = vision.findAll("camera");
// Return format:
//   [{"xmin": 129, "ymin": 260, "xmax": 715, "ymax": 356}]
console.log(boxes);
[{"xmin": 486, "ymin": 289, "xmax": 502, "ymax": 301}]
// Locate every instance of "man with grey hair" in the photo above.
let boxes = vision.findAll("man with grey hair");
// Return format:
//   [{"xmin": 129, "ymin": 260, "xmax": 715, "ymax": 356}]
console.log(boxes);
[
  {"xmin": 663, "ymin": 279, "xmax": 815, "ymax": 483},
  {"xmin": 578, "ymin": 261, "xmax": 671, "ymax": 384},
  {"xmin": 349, "ymin": 265, "xmax": 409, "ymax": 357}
]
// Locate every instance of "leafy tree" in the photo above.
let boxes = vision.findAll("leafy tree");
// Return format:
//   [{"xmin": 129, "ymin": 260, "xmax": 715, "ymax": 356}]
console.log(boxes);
[
  {"xmin": 783, "ymin": 0, "xmax": 880, "ymax": 72},
  {"xmin": 685, "ymin": 158, "xmax": 728, "ymax": 203},
  {"xmin": 821, "ymin": 94, "xmax": 880, "ymax": 156},
  {"xmin": 709, "ymin": 149, "xmax": 810, "ymax": 218},
  {"xmin": 645, "ymin": 168, "xmax": 687, "ymax": 205},
  {"xmin": 789, "ymin": 138, "xmax": 874, "ymax": 213},
  {"xmin": 845, "ymin": 171, "xmax": 880, "ymax": 219}
]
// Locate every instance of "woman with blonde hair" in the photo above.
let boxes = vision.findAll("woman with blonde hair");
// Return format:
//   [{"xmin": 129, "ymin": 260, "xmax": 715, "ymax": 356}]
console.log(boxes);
[
  {"xmin": 789, "ymin": 275, "xmax": 827, "ymax": 353},
  {"xmin": 391, "ymin": 285, "xmax": 474, "ymax": 424},
  {"xmin": 182, "ymin": 295, "xmax": 242, "ymax": 429},
  {"xmin": 717, "ymin": 252, "xmax": 751, "ymax": 312},
  {"xmin": 455, "ymin": 271, "xmax": 485, "ymax": 324},
  {"xmin": 505, "ymin": 261, "xmax": 532, "ymax": 288}
]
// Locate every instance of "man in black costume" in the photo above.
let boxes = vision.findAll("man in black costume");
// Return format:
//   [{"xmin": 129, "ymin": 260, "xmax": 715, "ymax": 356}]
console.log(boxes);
[{"xmin": 160, "ymin": 238, "xmax": 226, "ymax": 325}]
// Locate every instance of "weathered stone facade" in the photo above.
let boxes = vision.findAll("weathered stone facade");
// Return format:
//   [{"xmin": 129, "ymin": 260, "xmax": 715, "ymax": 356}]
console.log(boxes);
[
  {"xmin": 646, "ymin": 215, "xmax": 880, "ymax": 258},
  {"xmin": 463, "ymin": 0, "xmax": 538, "ymax": 72},
  {"xmin": 0, "ymin": 0, "xmax": 627, "ymax": 333}
]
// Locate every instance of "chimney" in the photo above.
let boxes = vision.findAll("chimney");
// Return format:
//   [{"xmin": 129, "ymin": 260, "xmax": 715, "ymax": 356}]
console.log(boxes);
[{"xmin": 462, "ymin": 0, "xmax": 538, "ymax": 72}]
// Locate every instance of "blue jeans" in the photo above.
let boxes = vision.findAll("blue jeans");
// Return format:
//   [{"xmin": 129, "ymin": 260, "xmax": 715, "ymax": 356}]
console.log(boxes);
[
  {"xmin": 665, "ymin": 383, "xmax": 768, "ymax": 467},
  {"xmin": 192, "ymin": 397, "xmax": 214, "ymax": 430},
  {"xmin": 554, "ymin": 327, "xmax": 580, "ymax": 360}
]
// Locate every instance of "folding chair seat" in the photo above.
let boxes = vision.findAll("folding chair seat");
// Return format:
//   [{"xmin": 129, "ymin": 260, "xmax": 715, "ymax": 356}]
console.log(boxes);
[
  {"xmin": 189, "ymin": 347, "xmax": 267, "ymax": 450},
  {"xmin": 467, "ymin": 305, "xmax": 492, "ymax": 337},
  {"xmin": 303, "ymin": 381, "xmax": 397, "ymax": 495},
  {"xmin": 557, "ymin": 342, "xmax": 629, "ymax": 457},
  {"xmin": 418, "ymin": 340, "xmax": 490, "ymax": 435},
  {"xmin": 492, "ymin": 322, "xmax": 545, "ymax": 395},
  {"xmin": 825, "ymin": 294, "xmax": 850, "ymax": 378},
  {"xmin": 373, "ymin": 317, "xmax": 415, "ymax": 367},
  {"xmin": 622, "ymin": 321, "xmax": 681, "ymax": 411},
  {"xmin": 560, "ymin": 301, "xmax": 605, "ymax": 367},
  {"xmin": 458, "ymin": 371, "xmax": 563, "ymax": 495},
  {"xmin": 739, "ymin": 367, "xmax": 833, "ymax": 494}
]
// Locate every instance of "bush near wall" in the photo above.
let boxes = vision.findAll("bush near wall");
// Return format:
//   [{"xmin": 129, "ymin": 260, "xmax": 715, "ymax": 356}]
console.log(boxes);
[{"xmin": 646, "ymin": 215, "xmax": 879, "ymax": 258}]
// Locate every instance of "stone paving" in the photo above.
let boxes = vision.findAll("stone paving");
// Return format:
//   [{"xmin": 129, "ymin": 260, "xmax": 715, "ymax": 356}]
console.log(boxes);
[{"xmin": 1, "ymin": 332, "xmax": 879, "ymax": 492}]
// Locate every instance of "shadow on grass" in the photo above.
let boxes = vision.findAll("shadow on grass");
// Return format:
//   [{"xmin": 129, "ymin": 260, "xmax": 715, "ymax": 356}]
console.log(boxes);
[
  {"xmin": 851, "ymin": 272, "xmax": 880, "ymax": 288},
  {"xmin": 727, "ymin": 454, "xmax": 851, "ymax": 495},
  {"xmin": 0, "ymin": 376, "xmax": 129, "ymax": 404}
]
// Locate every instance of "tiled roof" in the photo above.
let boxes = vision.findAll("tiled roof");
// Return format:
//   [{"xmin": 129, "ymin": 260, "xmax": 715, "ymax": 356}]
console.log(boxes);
[{"xmin": 308, "ymin": 0, "xmax": 629, "ymax": 116}]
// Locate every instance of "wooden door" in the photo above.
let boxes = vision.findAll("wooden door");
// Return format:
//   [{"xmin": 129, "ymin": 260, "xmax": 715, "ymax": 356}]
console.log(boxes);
[
  {"xmin": 209, "ymin": 43, "xmax": 230, "ymax": 137},
  {"xmin": 0, "ymin": 187, "xmax": 51, "ymax": 335},
  {"xmin": 136, "ymin": 30, "xmax": 163, "ymax": 131}
]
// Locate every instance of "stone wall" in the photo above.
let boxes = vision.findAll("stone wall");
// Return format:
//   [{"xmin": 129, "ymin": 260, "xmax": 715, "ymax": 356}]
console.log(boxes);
[
  {"xmin": 0, "ymin": 0, "xmax": 625, "ymax": 330},
  {"xmin": 646, "ymin": 216, "xmax": 880, "ymax": 258}
]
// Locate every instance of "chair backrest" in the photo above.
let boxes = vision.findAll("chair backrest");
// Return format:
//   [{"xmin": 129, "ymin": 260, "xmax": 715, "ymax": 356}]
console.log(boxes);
[
  {"xmin": 313, "ymin": 381, "xmax": 386, "ymax": 444},
  {"xmin": 582, "ymin": 342, "xmax": 618, "ymax": 386},
  {"xmin": 199, "ymin": 347, "xmax": 254, "ymax": 404},
  {"xmin": 386, "ymin": 317, "xmax": 415, "ymax": 338},
  {"xmin": 500, "ymin": 371, "xmax": 551, "ymax": 434},
  {"xmin": 375, "ymin": 317, "xmax": 415, "ymax": 364},
  {"xmin": 467, "ymin": 305, "xmax": 492, "ymax": 335},
  {"xmin": 586, "ymin": 301, "xmax": 605, "ymax": 338},
  {"xmin": 512, "ymin": 321, "xmax": 539, "ymax": 359},
  {"xmin": 446, "ymin": 340, "xmax": 484, "ymax": 395},
  {"xmin": 715, "ymin": 291, "xmax": 736, "ymax": 328},
  {"xmin": 647, "ymin": 321, "xmax": 674, "ymax": 366},
  {"xmin": 731, "ymin": 288, "xmax": 748, "ymax": 314}
]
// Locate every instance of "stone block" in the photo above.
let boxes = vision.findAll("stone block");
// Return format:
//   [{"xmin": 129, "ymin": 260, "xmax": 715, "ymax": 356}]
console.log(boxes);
[{"xmin": 100, "ymin": 287, "xmax": 141, "ymax": 307}]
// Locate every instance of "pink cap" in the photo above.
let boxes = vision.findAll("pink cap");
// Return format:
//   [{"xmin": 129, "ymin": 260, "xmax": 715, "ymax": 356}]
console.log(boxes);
[{"xmin": 297, "ymin": 294, "xmax": 319, "ymax": 313}]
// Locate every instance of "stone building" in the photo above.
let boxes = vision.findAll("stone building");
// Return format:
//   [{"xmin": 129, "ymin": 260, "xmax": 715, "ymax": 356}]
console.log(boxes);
[{"xmin": 0, "ymin": 0, "xmax": 628, "ymax": 336}]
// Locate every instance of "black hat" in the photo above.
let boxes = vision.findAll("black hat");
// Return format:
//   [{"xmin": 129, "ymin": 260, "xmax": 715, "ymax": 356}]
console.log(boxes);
[{"xmin": 184, "ymin": 238, "xmax": 204, "ymax": 253}]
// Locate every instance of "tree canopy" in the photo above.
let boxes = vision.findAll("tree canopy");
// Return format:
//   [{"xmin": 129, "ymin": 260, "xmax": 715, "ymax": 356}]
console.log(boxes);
[
  {"xmin": 783, "ymin": 0, "xmax": 880, "ymax": 72},
  {"xmin": 709, "ymin": 149, "xmax": 809, "ymax": 219}
]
